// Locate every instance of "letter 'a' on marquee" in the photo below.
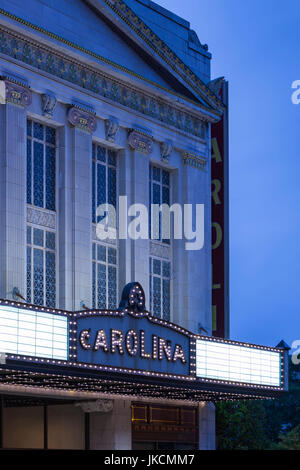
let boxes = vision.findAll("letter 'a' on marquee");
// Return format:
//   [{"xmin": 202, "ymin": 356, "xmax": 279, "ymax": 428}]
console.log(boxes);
[{"xmin": 0, "ymin": 283, "xmax": 287, "ymax": 402}]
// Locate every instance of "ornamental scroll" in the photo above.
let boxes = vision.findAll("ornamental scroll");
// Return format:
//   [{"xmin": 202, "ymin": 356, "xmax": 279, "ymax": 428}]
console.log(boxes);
[{"xmin": 68, "ymin": 106, "xmax": 97, "ymax": 133}]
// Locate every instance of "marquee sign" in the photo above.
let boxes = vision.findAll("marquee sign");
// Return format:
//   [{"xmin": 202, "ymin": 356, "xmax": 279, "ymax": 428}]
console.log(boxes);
[
  {"xmin": 0, "ymin": 283, "xmax": 287, "ymax": 400},
  {"xmin": 71, "ymin": 283, "xmax": 191, "ymax": 379},
  {"xmin": 211, "ymin": 79, "xmax": 229, "ymax": 339}
]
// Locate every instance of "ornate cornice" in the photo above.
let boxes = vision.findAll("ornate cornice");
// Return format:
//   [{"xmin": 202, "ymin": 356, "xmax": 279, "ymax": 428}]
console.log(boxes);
[
  {"xmin": 128, "ymin": 129, "xmax": 153, "ymax": 154},
  {"xmin": 182, "ymin": 151, "xmax": 207, "ymax": 171},
  {"xmin": 0, "ymin": 14, "xmax": 215, "ymax": 136},
  {"xmin": 102, "ymin": 0, "xmax": 224, "ymax": 112},
  {"xmin": 68, "ymin": 106, "xmax": 97, "ymax": 133}
]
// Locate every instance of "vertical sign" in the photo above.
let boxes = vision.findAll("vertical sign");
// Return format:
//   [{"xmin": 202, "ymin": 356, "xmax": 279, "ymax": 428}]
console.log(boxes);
[{"xmin": 211, "ymin": 80, "xmax": 229, "ymax": 338}]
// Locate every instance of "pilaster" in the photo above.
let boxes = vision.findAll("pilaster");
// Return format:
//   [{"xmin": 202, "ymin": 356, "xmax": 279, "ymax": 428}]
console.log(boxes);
[
  {"xmin": 0, "ymin": 79, "xmax": 31, "ymax": 300},
  {"xmin": 198, "ymin": 402, "xmax": 216, "ymax": 450},
  {"xmin": 126, "ymin": 129, "xmax": 153, "ymax": 310},
  {"xmin": 68, "ymin": 105, "xmax": 95, "ymax": 310}
]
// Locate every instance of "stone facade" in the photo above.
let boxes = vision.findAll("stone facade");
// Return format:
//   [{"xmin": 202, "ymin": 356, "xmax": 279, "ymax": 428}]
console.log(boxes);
[{"xmin": 0, "ymin": 0, "xmax": 223, "ymax": 450}]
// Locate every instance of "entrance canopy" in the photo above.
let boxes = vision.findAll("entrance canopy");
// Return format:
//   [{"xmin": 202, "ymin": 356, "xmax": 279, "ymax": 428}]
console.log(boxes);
[{"xmin": 0, "ymin": 283, "xmax": 287, "ymax": 402}]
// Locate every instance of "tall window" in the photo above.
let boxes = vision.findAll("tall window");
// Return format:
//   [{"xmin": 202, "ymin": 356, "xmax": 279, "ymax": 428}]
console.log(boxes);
[
  {"xmin": 149, "ymin": 164, "xmax": 172, "ymax": 320},
  {"xmin": 92, "ymin": 143, "xmax": 118, "ymax": 309},
  {"xmin": 27, "ymin": 120, "xmax": 56, "ymax": 210},
  {"xmin": 92, "ymin": 243, "xmax": 117, "ymax": 309},
  {"xmin": 26, "ymin": 226, "xmax": 56, "ymax": 308},
  {"xmin": 149, "ymin": 165, "xmax": 170, "ymax": 243},
  {"xmin": 149, "ymin": 257, "xmax": 171, "ymax": 321},
  {"xmin": 26, "ymin": 120, "xmax": 56, "ymax": 308}
]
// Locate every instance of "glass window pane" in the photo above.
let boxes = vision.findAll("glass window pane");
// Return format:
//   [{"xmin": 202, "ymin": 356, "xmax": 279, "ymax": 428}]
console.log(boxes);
[
  {"xmin": 97, "ymin": 244, "xmax": 106, "ymax": 262},
  {"xmin": 162, "ymin": 261, "xmax": 171, "ymax": 278},
  {"xmin": 46, "ymin": 145, "xmax": 55, "ymax": 210},
  {"xmin": 33, "ymin": 122, "xmax": 43, "ymax": 140},
  {"xmin": 97, "ymin": 145, "xmax": 106, "ymax": 162},
  {"xmin": 108, "ymin": 150, "xmax": 116, "ymax": 166},
  {"xmin": 46, "ymin": 251, "xmax": 56, "ymax": 308},
  {"xmin": 46, "ymin": 126, "xmax": 55, "ymax": 145},
  {"xmin": 27, "ymin": 120, "xmax": 32, "ymax": 136},
  {"xmin": 26, "ymin": 246, "xmax": 31, "ymax": 303},
  {"xmin": 152, "ymin": 166, "xmax": 160, "ymax": 182},
  {"xmin": 153, "ymin": 276, "xmax": 161, "ymax": 317},
  {"xmin": 33, "ymin": 141, "xmax": 44, "ymax": 207},
  {"xmin": 33, "ymin": 248, "xmax": 44, "ymax": 306},
  {"xmin": 27, "ymin": 226, "xmax": 31, "ymax": 244},
  {"xmin": 108, "ymin": 266, "xmax": 117, "ymax": 309},
  {"xmin": 97, "ymin": 263, "xmax": 106, "ymax": 309},
  {"xmin": 33, "ymin": 228, "xmax": 44, "ymax": 247},
  {"xmin": 27, "ymin": 139, "xmax": 32, "ymax": 204},
  {"xmin": 46, "ymin": 231, "xmax": 55, "ymax": 250},
  {"xmin": 162, "ymin": 170, "xmax": 169, "ymax": 186},
  {"xmin": 153, "ymin": 259, "xmax": 161, "ymax": 275},
  {"xmin": 108, "ymin": 247, "xmax": 116, "ymax": 265},
  {"xmin": 108, "ymin": 167, "xmax": 116, "ymax": 207},
  {"xmin": 162, "ymin": 279, "xmax": 170, "ymax": 322}
]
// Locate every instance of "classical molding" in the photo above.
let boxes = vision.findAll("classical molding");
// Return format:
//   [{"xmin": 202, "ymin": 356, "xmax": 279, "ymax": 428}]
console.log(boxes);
[
  {"xmin": 98, "ymin": 0, "xmax": 224, "ymax": 112},
  {"xmin": 41, "ymin": 91, "xmax": 57, "ymax": 118},
  {"xmin": 68, "ymin": 106, "xmax": 97, "ymax": 133},
  {"xmin": 128, "ymin": 129, "xmax": 153, "ymax": 154},
  {"xmin": 27, "ymin": 207, "xmax": 56, "ymax": 229},
  {"xmin": 150, "ymin": 241, "xmax": 171, "ymax": 260},
  {"xmin": 0, "ymin": 24, "xmax": 211, "ymax": 137},
  {"xmin": 4, "ymin": 79, "xmax": 31, "ymax": 107},
  {"xmin": 182, "ymin": 151, "xmax": 207, "ymax": 171},
  {"xmin": 160, "ymin": 140, "xmax": 173, "ymax": 163},
  {"xmin": 75, "ymin": 399, "xmax": 114, "ymax": 413},
  {"xmin": 105, "ymin": 116, "xmax": 119, "ymax": 142}
]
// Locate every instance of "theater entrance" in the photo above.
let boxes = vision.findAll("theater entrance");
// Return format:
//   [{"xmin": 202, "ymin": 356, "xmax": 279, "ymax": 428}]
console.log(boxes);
[{"xmin": 131, "ymin": 403, "xmax": 198, "ymax": 450}]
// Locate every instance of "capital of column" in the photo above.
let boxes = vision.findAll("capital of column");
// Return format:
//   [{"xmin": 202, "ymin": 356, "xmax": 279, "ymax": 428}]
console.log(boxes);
[
  {"xmin": 2, "ymin": 77, "xmax": 32, "ymax": 107},
  {"xmin": 181, "ymin": 150, "xmax": 207, "ymax": 171},
  {"xmin": 128, "ymin": 128, "xmax": 153, "ymax": 154},
  {"xmin": 68, "ymin": 105, "xmax": 97, "ymax": 133}
]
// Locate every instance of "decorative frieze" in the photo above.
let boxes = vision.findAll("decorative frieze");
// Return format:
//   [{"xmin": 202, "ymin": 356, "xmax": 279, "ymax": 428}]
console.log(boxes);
[
  {"xmin": 27, "ymin": 207, "xmax": 56, "ymax": 229},
  {"xmin": 182, "ymin": 151, "xmax": 207, "ymax": 171},
  {"xmin": 68, "ymin": 106, "xmax": 97, "ymax": 133},
  {"xmin": 0, "ymin": 26, "xmax": 208, "ymax": 138},
  {"xmin": 128, "ymin": 129, "xmax": 153, "ymax": 154},
  {"xmin": 105, "ymin": 116, "xmax": 119, "ymax": 142},
  {"xmin": 41, "ymin": 91, "xmax": 57, "ymax": 118},
  {"xmin": 4, "ymin": 79, "xmax": 31, "ymax": 107},
  {"xmin": 160, "ymin": 140, "xmax": 173, "ymax": 163}
]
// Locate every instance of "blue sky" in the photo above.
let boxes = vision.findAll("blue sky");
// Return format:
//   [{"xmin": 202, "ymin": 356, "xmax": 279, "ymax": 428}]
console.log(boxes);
[{"xmin": 158, "ymin": 0, "xmax": 300, "ymax": 347}]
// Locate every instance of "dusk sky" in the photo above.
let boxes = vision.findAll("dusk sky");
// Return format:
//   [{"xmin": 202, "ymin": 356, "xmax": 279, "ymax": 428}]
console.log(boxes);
[{"xmin": 159, "ymin": 0, "xmax": 300, "ymax": 348}]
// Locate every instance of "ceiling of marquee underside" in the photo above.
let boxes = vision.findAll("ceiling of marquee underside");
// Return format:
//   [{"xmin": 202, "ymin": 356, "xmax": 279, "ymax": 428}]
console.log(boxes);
[{"xmin": 0, "ymin": 364, "xmax": 285, "ymax": 402}]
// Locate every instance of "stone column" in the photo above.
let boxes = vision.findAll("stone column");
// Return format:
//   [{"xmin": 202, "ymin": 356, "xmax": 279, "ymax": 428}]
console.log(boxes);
[
  {"xmin": 125, "ymin": 129, "xmax": 153, "ymax": 310},
  {"xmin": 181, "ymin": 151, "xmax": 212, "ymax": 335},
  {"xmin": 0, "ymin": 79, "xmax": 31, "ymax": 300},
  {"xmin": 89, "ymin": 399, "xmax": 132, "ymax": 450},
  {"xmin": 198, "ymin": 401, "xmax": 216, "ymax": 450},
  {"xmin": 67, "ymin": 106, "xmax": 96, "ymax": 311}
]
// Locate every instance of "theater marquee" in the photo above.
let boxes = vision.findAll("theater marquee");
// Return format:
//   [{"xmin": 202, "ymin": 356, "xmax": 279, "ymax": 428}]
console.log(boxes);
[{"xmin": 0, "ymin": 283, "xmax": 287, "ymax": 401}]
